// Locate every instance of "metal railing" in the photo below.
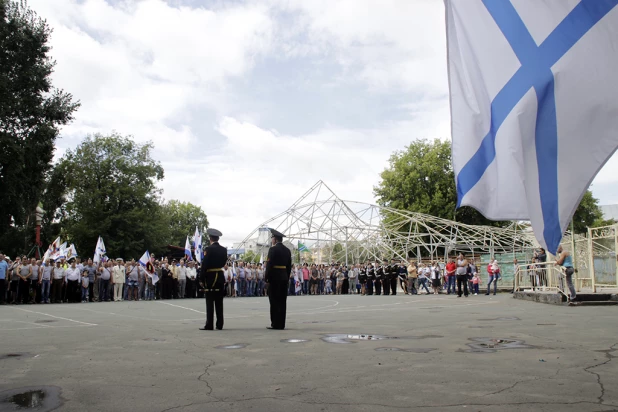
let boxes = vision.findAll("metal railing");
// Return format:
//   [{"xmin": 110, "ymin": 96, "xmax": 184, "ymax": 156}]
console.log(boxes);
[{"xmin": 514, "ymin": 261, "xmax": 567, "ymax": 296}]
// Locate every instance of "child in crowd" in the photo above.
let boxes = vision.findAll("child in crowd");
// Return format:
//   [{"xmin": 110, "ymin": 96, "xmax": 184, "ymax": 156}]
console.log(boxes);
[
  {"xmin": 81, "ymin": 270, "xmax": 89, "ymax": 303},
  {"xmin": 325, "ymin": 278, "xmax": 333, "ymax": 295},
  {"xmin": 472, "ymin": 273, "xmax": 482, "ymax": 295}
]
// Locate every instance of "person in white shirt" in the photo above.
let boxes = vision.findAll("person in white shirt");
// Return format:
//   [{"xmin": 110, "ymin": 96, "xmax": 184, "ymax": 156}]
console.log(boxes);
[
  {"xmin": 65, "ymin": 259, "xmax": 82, "ymax": 303},
  {"xmin": 185, "ymin": 261, "xmax": 197, "ymax": 298},
  {"xmin": 112, "ymin": 259, "xmax": 125, "ymax": 302},
  {"xmin": 177, "ymin": 259, "xmax": 187, "ymax": 299},
  {"xmin": 51, "ymin": 261, "xmax": 66, "ymax": 303}
]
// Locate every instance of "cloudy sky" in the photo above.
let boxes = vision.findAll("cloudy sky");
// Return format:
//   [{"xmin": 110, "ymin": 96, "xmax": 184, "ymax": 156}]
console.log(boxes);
[{"xmin": 28, "ymin": 0, "xmax": 618, "ymax": 245}]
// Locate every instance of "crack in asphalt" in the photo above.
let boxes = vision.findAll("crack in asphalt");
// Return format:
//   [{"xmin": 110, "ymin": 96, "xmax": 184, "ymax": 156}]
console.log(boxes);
[
  {"xmin": 584, "ymin": 342, "xmax": 618, "ymax": 405},
  {"xmin": 197, "ymin": 359, "xmax": 221, "ymax": 401}
]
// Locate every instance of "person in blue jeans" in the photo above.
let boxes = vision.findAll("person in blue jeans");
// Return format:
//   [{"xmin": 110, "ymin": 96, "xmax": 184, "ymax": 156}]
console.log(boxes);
[
  {"xmin": 238, "ymin": 264, "xmax": 246, "ymax": 297},
  {"xmin": 555, "ymin": 245, "xmax": 576, "ymax": 302},
  {"xmin": 486, "ymin": 260, "xmax": 499, "ymax": 295}
]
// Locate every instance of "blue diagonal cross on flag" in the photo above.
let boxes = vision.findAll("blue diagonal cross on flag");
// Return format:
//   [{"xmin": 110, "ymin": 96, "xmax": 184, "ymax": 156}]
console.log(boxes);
[{"xmin": 446, "ymin": 0, "xmax": 618, "ymax": 253}]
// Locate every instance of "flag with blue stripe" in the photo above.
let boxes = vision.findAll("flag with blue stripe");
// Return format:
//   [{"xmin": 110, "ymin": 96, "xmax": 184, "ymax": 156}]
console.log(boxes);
[
  {"xmin": 184, "ymin": 236, "xmax": 193, "ymax": 261},
  {"xmin": 446, "ymin": 0, "xmax": 618, "ymax": 253}
]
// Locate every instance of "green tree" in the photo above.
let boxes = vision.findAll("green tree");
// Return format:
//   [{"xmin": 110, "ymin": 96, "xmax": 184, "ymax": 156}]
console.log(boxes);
[
  {"xmin": 162, "ymin": 200, "xmax": 209, "ymax": 246},
  {"xmin": 0, "ymin": 0, "xmax": 79, "ymax": 237},
  {"xmin": 241, "ymin": 250, "xmax": 260, "ymax": 264},
  {"xmin": 374, "ymin": 139, "xmax": 507, "ymax": 226},
  {"xmin": 52, "ymin": 133, "xmax": 167, "ymax": 259},
  {"xmin": 572, "ymin": 190, "xmax": 613, "ymax": 234}
]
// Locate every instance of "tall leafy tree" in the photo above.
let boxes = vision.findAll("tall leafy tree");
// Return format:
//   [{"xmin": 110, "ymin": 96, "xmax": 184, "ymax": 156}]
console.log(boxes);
[
  {"xmin": 0, "ymin": 0, "xmax": 79, "ymax": 236},
  {"xmin": 572, "ymin": 190, "xmax": 613, "ymax": 234},
  {"xmin": 374, "ymin": 139, "xmax": 505, "ymax": 226},
  {"xmin": 162, "ymin": 200, "xmax": 209, "ymax": 246},
  {"xmin": 53, "ymin": 133, "xmax": 167, "ymax": 259}
]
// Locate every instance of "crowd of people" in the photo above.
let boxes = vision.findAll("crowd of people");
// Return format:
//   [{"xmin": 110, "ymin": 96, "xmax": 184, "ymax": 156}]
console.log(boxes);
[
  {"xmin": 0, "ymin": 252, "xmax": 511, "ymax": 304},
  {"xmin": 280, "ymin": 254, "xmax": 505, "ymax": 298}
]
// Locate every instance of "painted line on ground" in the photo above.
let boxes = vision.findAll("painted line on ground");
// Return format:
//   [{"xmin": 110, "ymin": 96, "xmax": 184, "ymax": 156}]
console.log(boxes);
[
  {"xmin": 9, "ymin": 307, "xmax": 98, "ymax": 326},
  {"xmin": 158, "ymin": 301, "xmax": 205, "ymax": 314}
]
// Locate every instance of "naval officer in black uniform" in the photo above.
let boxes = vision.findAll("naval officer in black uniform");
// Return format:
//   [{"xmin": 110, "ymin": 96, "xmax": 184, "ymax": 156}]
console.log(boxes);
[
  {"xmin": 265, "ymin": 229, "xmax": 292, "ymax": 330},
  {"xmin": 199, "ymin": 228, "xmax": 227, "ymax": 331}
]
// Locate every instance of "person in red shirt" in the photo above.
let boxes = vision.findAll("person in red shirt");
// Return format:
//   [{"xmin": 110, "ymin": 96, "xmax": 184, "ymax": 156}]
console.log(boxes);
[{"xmin": 445, "ymin": 259, "xmax": 457, "ymax": 295}]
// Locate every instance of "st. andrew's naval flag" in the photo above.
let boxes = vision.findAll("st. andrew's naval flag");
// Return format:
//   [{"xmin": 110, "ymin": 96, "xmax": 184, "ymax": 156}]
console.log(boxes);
[{"xmin": 446, "ymin": 0, "xmax": 618, "ymax": 254}]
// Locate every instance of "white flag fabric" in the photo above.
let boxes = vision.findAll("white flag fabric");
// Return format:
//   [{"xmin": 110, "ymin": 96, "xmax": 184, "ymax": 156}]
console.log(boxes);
[
  {"xmin": 184, "ymin": 236, "xmax": 193, "ymax": 261},
  {"xmin": 446, "ymin": 0, "xmax": 618, "ymax": 253},
  {"xmin": 93, "ymin": 236, "xmax": 106, "ymax": 265},
  {"xmin": 193, "ymin": 227, "xmax": 203, "ymax": 264},
  {"xmin": 139, "ymin": 250, "xmax": 150, "ymax": 267},
  {"xmin": 67, "ymin": 244, "xmax": 78, "ymax": 260}
]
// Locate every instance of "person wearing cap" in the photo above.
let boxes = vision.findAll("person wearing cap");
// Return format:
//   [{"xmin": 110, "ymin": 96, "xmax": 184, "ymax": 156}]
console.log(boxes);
[
  {"xmin": 264, "ymin": 229, "xmax": 292, "ymax": 330},
  {"xmin": 199, "ymin": 228, "xmax": 227, "ymax": 331}
]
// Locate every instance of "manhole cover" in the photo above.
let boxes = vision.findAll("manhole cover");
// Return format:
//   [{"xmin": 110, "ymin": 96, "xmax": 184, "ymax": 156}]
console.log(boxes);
[
  {"xmin": 0, "ymin": 386, "xmax": 62, "ymax": 411},
  {"xmin": 142, "ymin": 338, "xmax": 166, "ymax": 342},
  {"xmin": 34, "ymin": 320, "xmax": 56, "ymax": 324},
  {"xmin": 281, "ymin": 339, "xmax": 310, "ymax": 343},
  {"xmin": 375, "ymin": 347, "xmax": 435, "ymax": 353},
  {"xmin": 321, "ymin": 334, "xmax": 392, "ymax": 344},
  {"xmin": 215, "ymin": 343, "xmax": 249, "ymax": 350},
  {"xmin": 478, "ymin": 317, "xmax": 521, "ymax": 321},
  {"xmin": 462, "ymin": 338, "xmax": 533, "ymax": 353}
]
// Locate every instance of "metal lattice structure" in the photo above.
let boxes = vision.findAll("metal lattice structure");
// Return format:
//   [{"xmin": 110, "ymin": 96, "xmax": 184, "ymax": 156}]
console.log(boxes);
[{"xmin": 235, "ymin": 181, "xmax": 537, "ymax": 264}]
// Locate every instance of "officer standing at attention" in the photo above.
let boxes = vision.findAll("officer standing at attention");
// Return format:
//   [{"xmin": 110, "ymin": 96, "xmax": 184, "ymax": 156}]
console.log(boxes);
[
  {"xmin": 390, "ymin": 258, "xmax": 399, "ymax": 295},
  {"xmin": 366, "ymin": 261, "xmax": 374, "ymax": 295},
  {"xmin": 374, "ymin": 260, "xmax": 382, "ymax": 295},
  {"xmin": 265, "ymin": 229, "xmax": 292, "ymax": 330},
  {"xmin": 199, "ymin": 228, "xmax": 227, "ymax": 331},
  {"xmin": 382, "ymin": 258, "xmax": 391, "ymax": 296}
]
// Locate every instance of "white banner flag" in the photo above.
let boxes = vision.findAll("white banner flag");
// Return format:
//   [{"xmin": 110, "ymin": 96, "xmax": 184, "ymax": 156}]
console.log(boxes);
[{"xmin": 446, "ymin": 0, "xmax": 618, "ymax": 253}]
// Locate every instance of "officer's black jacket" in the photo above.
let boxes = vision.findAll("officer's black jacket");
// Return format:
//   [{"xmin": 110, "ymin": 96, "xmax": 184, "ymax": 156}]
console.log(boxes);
[
  {"xmin": 200, "ymin": 242, "xmax": 227, "ymax": 291},
  {"xmin": 264, "ymin": 242, "xmax": 292, "ymax": 283}
]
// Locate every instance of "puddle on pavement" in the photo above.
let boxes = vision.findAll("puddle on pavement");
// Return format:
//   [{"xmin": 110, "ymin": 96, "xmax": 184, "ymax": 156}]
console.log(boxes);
[
  {"xmin": 281, "ymin": 339, "xmax": 310, "ymax": 343},
  {"xmin": 321, "ymin": 334, "xmax": 391, "ymax": 344},
  {"xmin": 0, "ymin": 386, "xmax": 62, "ymax": 411},
  {"xmin": 461, "ymin": 338, "xmax": 533, "ymax": 353},
  {"xmin": 375, "ymin": 347, "xmax": 435, "ymax": 353},
  {"xmin": 398, "ymin": 335, "xmax": 443, "ymax": 340},
  {"xmin": 215, "ymin": 343, "xmax": 249, "ymax": 349}
]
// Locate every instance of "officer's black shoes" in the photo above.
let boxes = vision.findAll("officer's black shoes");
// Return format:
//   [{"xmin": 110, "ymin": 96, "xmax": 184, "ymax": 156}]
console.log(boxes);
[
  {"xmin": 199, "ymin": 326, "xmax": 213, "ymax": 331},
  {"xmin": 267, "ymin": 326, "xmax": 284, "ymax": 330}
]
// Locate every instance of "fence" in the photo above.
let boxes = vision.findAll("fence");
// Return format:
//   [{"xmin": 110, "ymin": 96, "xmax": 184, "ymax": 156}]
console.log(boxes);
[{"xmin": 514, "ymin": 261, "xmax": 568, "ymax": 296}]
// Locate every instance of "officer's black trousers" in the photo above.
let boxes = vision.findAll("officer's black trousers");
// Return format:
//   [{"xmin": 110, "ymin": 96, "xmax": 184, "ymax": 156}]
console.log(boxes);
[
  {"xmin": 366, "ymin": 280, "xmax": 373, "ymax": 295},
  {"xmin": 391, "ymin": 277, "xmax": 398, "ymax": 295},
  {"xmin": 374, "ymin": 280, "xmax": 382, "ymax": 295},
  {"xmin": 268, "ymin": 281, "xmax": 288, "ymax": 329},
  {"xmin": 383, "ymin": 279, "xmax": 390, "ymax": 295},
  {"xmin": 205, "ymin": 291, "xmax": 224, "ymax": 330}
]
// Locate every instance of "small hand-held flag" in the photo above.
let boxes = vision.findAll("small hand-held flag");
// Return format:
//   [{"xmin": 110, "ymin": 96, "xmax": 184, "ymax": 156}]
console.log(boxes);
[
  {"xmin": 184, "ymin": 236, "xmax": 193, "ymax": 261},
  {"xmin": 193, "ymin": 227, "xmax": 203, "ymax": 264}
]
